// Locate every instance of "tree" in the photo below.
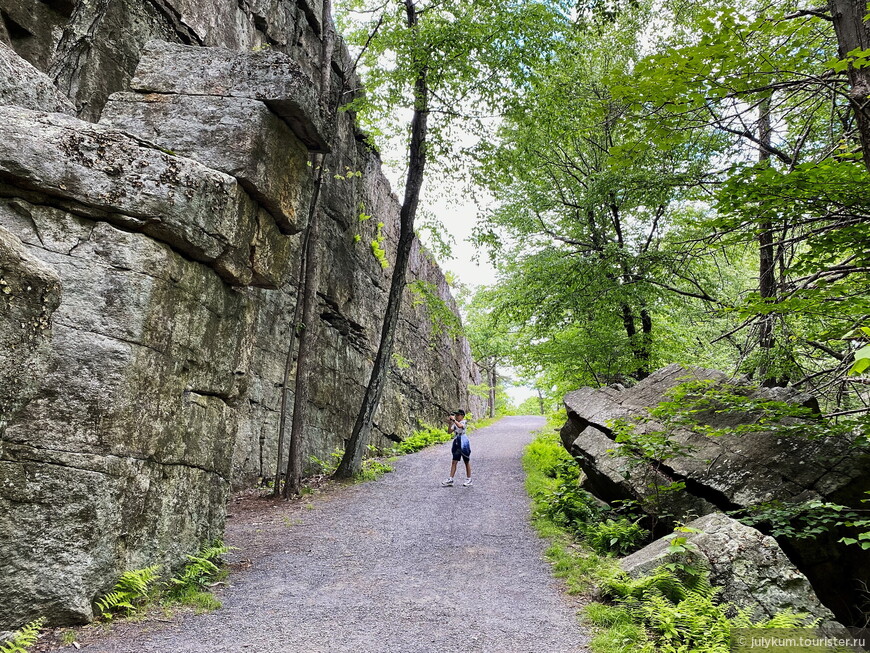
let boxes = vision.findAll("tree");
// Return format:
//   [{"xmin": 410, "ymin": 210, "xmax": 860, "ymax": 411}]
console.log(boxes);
[
  {"xmin": 333, "ymin": 0, "xmax": 573, "ymax": 477},
  {"xmin": 471, "ymin": 5, "xmax": 739, "ymax": 389},
  {"xmin": 623, "ymin": 0, "xmax": 870, "ymax": 402},
  {"xmin": 275, "ymin": 0, "xmax": 337, "ymax": 497}
]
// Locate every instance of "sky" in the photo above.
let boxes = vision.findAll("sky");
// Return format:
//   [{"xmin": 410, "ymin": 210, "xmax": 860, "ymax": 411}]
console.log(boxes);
[{"xmin": 380, "ymin": 169, "xmax": 537, "ymax": 406}]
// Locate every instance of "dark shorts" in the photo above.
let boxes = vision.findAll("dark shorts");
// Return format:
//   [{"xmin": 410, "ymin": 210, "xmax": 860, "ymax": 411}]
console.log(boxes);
[{"xmin": 451, "ymin": 437, "xmax": 470, "ymax": 463}]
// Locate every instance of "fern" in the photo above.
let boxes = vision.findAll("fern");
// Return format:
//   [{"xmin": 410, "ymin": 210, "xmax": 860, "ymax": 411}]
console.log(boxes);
[
  {"xmin": 166, "ymin": 541, "xmax": 231, "ymax": 597},
  {"xmin": 0, "ymin": 618, "xmax": 44, "ymax": 653},
  {"xmin": 95, "ymin": 565, "xmax": 160, "ymax": 619},
  {"xmin": 604, "ymin": 566, "xmax": 816, "ymax": 653}
]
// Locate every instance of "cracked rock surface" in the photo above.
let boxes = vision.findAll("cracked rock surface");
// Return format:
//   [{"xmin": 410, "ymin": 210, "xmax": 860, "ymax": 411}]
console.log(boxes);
[{"xmin": 70, "ymin": 418, "xmax": 588, "ymax": 653}]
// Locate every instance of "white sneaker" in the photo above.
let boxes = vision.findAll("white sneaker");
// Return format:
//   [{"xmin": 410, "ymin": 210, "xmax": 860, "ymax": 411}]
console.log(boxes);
[
  {"xmin": 463, "ymin": 478, "xmax": 473, "ymax": 487},
  {"xmin": 441, "ymin": 477, "xmax": 454, "ymax": 487}
]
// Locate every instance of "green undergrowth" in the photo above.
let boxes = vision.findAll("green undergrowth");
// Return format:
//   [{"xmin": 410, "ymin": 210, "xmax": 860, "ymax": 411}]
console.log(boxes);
[
  {"xmin": 523, "ymin": 429, "xmax": 820, "ymax": 653},
  {"xmin": 0, "ymin": 618, "xmax": 44, "ymax": 653},
  {"xmin": 5, "ymin": 543, "xmax": 231, "ymax": 652},
  {"xmin": 95, "ymin": 541, "xmax": 231, "ymax": 622}
]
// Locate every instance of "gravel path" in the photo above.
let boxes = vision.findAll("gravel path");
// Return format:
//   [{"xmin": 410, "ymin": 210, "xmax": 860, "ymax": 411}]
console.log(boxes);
[{"xmin": 74, "ymin": 416, "xmax": 589, "ymax": 653}]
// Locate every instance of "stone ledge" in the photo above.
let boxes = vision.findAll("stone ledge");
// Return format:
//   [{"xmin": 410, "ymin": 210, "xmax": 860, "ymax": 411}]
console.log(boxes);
[{"xmin": 131, "ymin": 40, "xmax": 331, "ymax": 152}]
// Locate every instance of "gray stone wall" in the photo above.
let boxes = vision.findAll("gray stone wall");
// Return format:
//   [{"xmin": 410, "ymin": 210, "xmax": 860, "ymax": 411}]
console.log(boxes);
[{"xmin": 0, "ymin": 0, "xmax": 483, "ymax": 630}]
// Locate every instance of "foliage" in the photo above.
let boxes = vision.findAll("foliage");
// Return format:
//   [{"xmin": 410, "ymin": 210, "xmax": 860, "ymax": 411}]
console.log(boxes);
[
  {"xmin": 359, "ymin": 458, "xmax": 394, "ymax": 481},
  {"xmin": 370, "ymin": 222, "xmax": 388, "ymax": 269},
  {"xmin": 408, "ymin": 280, "xmax": 463, "ymax": 342},
  {"xmin": 733, "ymin": 493, "xmax": 870, "ymax": 550},
  {"xmin": 309, "ymin": 447, "xmax": 346, "ymax": 475},
  {"xmin": 163, "ymin": 541, "xmax": 231, "ymax": 610},
  {"xmin": 585, "ymin": 518, "xmax": 649, "ymax": 557},
  {"xmin": 396, "ymin": 423, "xmax": 454, "ymax": 454},
  {"xmin": 95, "ymin": 566, "xmax": 160, "ymax": 620},
  {"xmin": 525, "ymin": 432, "xmax": 649, "ymax": 556},
  {"xmin": 600, "ymin": 565, "xmax": 817, "ymax": 653},
  {"xmin": 0, "ymin": 618, "xmax": 44, "ymax": 653}
]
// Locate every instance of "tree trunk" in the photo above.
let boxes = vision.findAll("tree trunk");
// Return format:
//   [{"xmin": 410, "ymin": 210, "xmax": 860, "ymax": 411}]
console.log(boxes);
[
  {"xmin": 271, "ymin": 229, "xmax": 309, "ymax": 498},
  {"xmin": 282, "ymin": 154, "xmax": 326, "ymax": 498},
  {"xmin": 335, "ymin": 0, "xmax": 428, "ymax": 479},
  {"xmin": 830, "ymin": 0, "xmax": 870, "ymax": 172},
  {"xmin": 621, "ymin": 303, "xmax": 650, "ymax": 380},
  {"xmin": 757, "ymin": 95, "xmax": 777, "ymax": 384},
  {"xmin": 276, "ymin": 0, "xmax": 335, "ymax": 497},
  {"xmin": 488, "ymin": 364, "xmax": 496, "ymax": 419},
  {"xmin": 536, "ymin": 388, "xmax": 545, "ymax": 415}
]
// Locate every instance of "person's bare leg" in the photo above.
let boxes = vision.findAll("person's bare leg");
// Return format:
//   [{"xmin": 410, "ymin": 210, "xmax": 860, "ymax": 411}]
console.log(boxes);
[
  {"xmin": 464, "ymin": 460, "xmax": 471, "ymax": 478},
  {"xmin": 449, "ymin": 460, "xmax": 458, "ymax": 477}
]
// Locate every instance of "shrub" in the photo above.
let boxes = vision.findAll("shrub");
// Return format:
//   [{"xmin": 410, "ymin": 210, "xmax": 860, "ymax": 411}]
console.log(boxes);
[
  {"xmin": 600, "ymin": 566, "xmax": 816, "ymax": 653},
  {"xmin": 584, "ymin": 518, "xmax": 649, "ymax": 557},
  {"xmin": 396, "ymin": 424, "xmax": 453, "ymax": 454}
]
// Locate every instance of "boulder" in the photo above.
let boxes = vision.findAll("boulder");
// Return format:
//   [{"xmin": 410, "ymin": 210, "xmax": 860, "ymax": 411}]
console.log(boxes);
[
  {"xmin": 100, "ymin": 92, "xmax": 312, "ymax": 235},
  {"xmin": 620, "ymin": 513, "xmax": 840, "ymax": 626},
  {"xmin": 129, "ymin": 40, "xmax": 330, "ymax": 152},
  {"xmin": 0, "ymin": 41, "xmax": 75, "ymax": 114},
  {"xmin": 0, "ymin": 106, "xmax": 294, "ymax": 287},
  {"xmin": 561, "ymin": 364, "xmax": 867, "ymax": 521},
  {"xmin": 562, "ymin": 364, "xmax": 870, "ymax": 626}
]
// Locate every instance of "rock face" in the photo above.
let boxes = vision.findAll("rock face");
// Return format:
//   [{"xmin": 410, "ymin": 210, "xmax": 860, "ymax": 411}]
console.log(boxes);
[
  {"xmin": 620, "ymin": 513, "xmax": 838, "ymax": 626},
  {"xmin": 561, "ymin": 364, "xmax": 870, "ymax": 626},
  {"xmin": 0, "ymin": 2, "xmax": 483, "ymax": 631}
]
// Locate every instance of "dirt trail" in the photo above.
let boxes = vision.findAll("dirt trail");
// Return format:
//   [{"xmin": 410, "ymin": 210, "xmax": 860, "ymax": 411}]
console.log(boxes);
[{"xmin": 73, "ymin": 416, "xmax": 589, "ymax": 653}]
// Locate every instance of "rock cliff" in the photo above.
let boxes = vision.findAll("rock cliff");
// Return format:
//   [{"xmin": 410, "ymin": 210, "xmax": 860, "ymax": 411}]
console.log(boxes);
[{"xmin": 0, "ymin": 0, "xmax": 483, "ymax": 630}]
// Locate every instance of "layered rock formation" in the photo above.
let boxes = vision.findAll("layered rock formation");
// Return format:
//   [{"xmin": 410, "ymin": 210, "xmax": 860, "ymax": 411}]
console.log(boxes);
[
  {"xmin": 621, "ymin": 513, "xmax": 838, "ymax": 626},
  {"xmin": 0, "ymin": 0, "xmax": 483, "ymax": 630},
  {"xmin": 561, "ymin": 364, "xmax": 870, "ymax": 626}
]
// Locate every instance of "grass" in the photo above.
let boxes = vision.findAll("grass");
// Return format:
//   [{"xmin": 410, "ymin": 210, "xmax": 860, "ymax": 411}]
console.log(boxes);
[
  {"xmin": 523, "ymin": 427, "xmax": 823, "ymax": 653},
  {"xmin": 522, "ymin": 430, "xmax": 620, "ymax": 594}
]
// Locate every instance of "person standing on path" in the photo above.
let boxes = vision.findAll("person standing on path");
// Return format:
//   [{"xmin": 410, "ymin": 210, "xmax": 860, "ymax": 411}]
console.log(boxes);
[{"xmin": 442, "ymin": 410, "xmax": 472, "ymax": 487}]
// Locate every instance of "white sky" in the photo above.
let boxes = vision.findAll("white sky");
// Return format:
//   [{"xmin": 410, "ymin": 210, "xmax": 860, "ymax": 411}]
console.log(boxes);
[{"xmin": 378, "ymin": 139, "xmax": 536, "ymax": 406}]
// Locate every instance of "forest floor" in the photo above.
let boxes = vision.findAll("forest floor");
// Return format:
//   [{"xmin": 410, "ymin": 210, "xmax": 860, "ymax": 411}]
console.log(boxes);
[{"xmin": 48, "ymin": 416, "xmax": 589, "ymax": 653}]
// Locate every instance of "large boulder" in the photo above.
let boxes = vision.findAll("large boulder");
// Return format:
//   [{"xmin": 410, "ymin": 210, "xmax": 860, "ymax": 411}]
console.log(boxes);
[
  {"xmin": 562, "ymin": 364, "xmax": 870, "ymax": 626},
  {"xmin": 620, "ymin": 513, "xmax": 840, "ymax": 627},
  {"xmin": 561, "ymin": 364, "xmax": 867, "ymax": 519}
]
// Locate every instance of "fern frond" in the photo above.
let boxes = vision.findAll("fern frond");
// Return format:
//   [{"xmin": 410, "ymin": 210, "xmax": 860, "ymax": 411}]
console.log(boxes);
[
  {"xmin": 96, "ymin": 565, "xmax": 161, "ymax": 619},
  {"xmin": 0, "ymin": 617, "xmax": 45, "ymax": 653}
]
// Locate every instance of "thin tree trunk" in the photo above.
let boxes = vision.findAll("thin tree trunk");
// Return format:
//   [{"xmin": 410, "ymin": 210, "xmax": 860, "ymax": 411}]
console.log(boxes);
[
  {"xmin": 488, "ymin": 364, "xmax": 496, "ymax": 418},
  {"xmin": 830, "ymin": 0, "xmax": 870, "ymax": 172},
  {"xmin": 282, "ymin": 154, "xmax": 326, "ymax": 498},
  {"xmin": 621, "ymin": 303, "xmax": 650, "ymax": 380},
  {"xmin": 271, "ymin": 230, "xmax": 309, "ymax": 498},
  {"xmin": 282, "ymin": 0, "xmax": 336, "ymax": 497},
  {"xmin": 757, "ymin": 95, "xmax": 777, "ymax": 384},
  {"xmin": 536, "ymin": 388, "xmax": 544, "ymax": 415},
  {"xmin": 335, "ymin": 0, "xmax": 428, "ymax": 478},
  {"xmin": 277, "ymin": 0, "xmax": 336, "ymax": 497}
]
